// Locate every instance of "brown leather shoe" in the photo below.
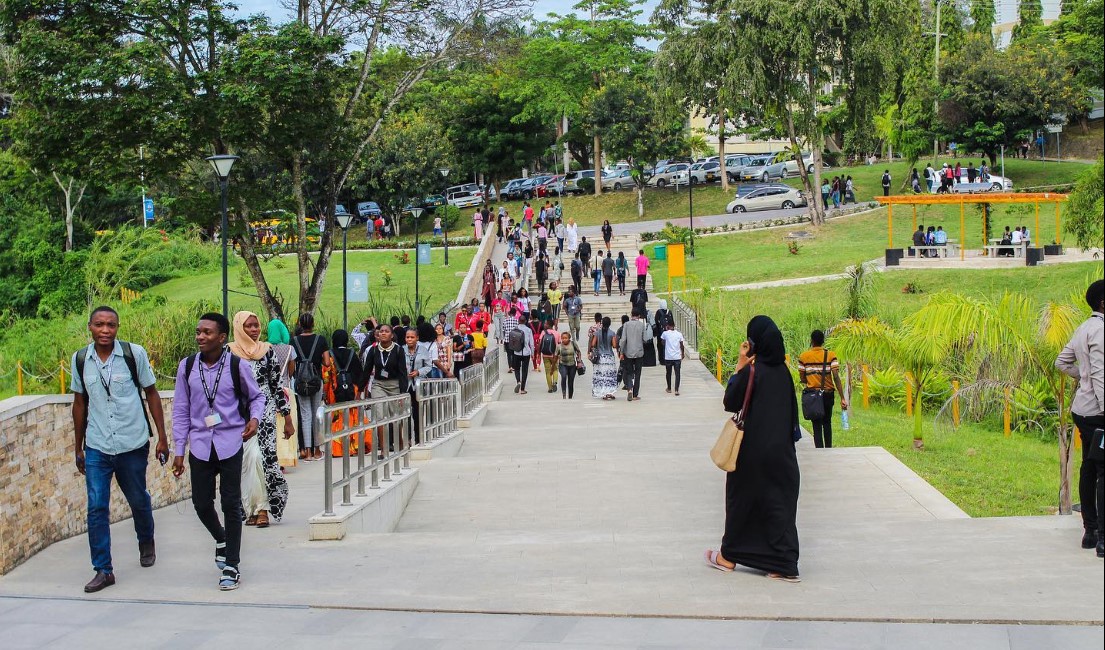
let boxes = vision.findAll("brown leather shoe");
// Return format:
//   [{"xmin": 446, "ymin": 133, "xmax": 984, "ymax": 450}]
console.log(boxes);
[
  {"xmin": 255, "ymin": 510, "xmax": 270, "ymax": 528},
  {"xmin": 84, "ymin": 571, "xmax": 115, "ymax": 593},
  {"xmin": 139, "ymin": 540, "xmax": 156, "ymax": 567}
]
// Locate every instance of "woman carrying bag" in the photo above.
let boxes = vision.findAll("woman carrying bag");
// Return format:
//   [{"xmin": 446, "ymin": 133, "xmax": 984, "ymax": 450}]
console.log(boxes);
[{"xmin": 704, "ymin": 315, "xmax": 801, "ymax": 582}]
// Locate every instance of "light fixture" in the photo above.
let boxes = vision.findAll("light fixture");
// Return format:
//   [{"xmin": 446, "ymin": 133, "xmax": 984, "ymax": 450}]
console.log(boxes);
[
  {"xmin": 410, "ymin": 206, "xmax": 425, "ymax": 220},
  {"xmin": 439, "ymin": 168, "xmax": 450, "ymax": 178},
  {"xmin": 336, "ymin": 214, "xmax": 352, "ymax": 230},
  {"xmin": 205, "ymin": 154, "xmax": 239, "ymax": 181}
]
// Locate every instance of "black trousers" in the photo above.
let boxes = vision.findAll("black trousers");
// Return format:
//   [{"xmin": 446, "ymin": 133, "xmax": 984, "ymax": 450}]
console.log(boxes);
[
  {"xmin": 559, "ymin": 363, "xmax": 577, "ymax": 398},
  {"xmin": 810, "ymin": 391, "xmax": 836, "ymax": 448},
  {"xmin": 511, "ymin": 354, "xmax": 530, "ymax": 390},
  {"xmin": 189, "ymin": 445, "xmax": 243, "ymax": 568},
  {"xmin": 636, "ymin": 274, "xmax": 646, "ymax": 290},
  {"xmin": 665, "ymin": 360, "xmax": 682, "ymax": 391},
  {"xmin": 622, "ymin": 357, "xmax": 643, "ymax": 397},
  {"xmin": 617, "ymin": 273, "xmax": 626, "ymax": 293},
  {"xmin": 604, "ymin": 273, "xmax": 613, "ymax": 295},
  {"xmin": 571, "ymin": 272, "xmax": 582, "ymax": 295},
  {"xmin": 1073, "ymin": 413, "xmax": 1105, "ymax": 535}
]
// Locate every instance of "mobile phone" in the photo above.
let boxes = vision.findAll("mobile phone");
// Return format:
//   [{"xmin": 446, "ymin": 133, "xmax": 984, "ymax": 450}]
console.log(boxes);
[
  {"xmin": 157, "ymin": 451, "xmax": 169, "ymax": 466},
  {"xmin": 745, "ymin": 340, "xmax": 756, "ymax": 355}
]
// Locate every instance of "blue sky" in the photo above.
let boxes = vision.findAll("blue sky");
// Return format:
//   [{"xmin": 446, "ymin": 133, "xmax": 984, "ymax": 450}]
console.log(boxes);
[{"xmin": 232, "ymin": 0, "xmax": 658, "ymax": 23}]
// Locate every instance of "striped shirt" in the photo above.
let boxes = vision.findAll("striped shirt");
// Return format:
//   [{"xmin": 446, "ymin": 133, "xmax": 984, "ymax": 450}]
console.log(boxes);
[{"xmin": 797, "ymin": 347, "xmax": 839, "ymax": 391}]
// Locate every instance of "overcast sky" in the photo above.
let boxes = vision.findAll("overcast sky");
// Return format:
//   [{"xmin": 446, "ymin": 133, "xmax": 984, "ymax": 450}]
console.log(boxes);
[{"xmin": 232, "ymin": 0, "xmax": 659, "ymax": 24}]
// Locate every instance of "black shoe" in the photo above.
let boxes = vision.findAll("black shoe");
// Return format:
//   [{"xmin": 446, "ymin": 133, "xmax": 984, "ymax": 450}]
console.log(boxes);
[
  {"xmin": 139, "ymin": 539, "xmax": 156, "ymax": 567},
  {"xmin": 1098, "ymin": 541, "xmax": 1104, "ymax": 559},
  {"xmin": 84, "ymin": 571, "xmax": 115, "ymax": 593},
  {"xmin": 1082, "ymin": 530, "xmax": 1097, "ymax": 549},
  {"xmin": 514, "ymin": 384, "xmax": 520, "ymax": 394}
]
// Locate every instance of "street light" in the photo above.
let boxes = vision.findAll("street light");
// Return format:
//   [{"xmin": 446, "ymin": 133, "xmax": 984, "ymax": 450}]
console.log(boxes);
[
  {"xmin": 205, "ymin": 154, "xmax": 239, "ymax": 316},
  {"xmin": 336, "ymin": 212, "xmax": 353, "ymax": 331},
  {"xmin": 687, "ymin": 169, "xmax": 695, "ymax": 259},
  {"xmin": 438, "ymin": 167, "xmax": 450, "ymax": 266},
  {"xmin": 410, "ymin": 206, "xmax": 424, "ymax": 316}
]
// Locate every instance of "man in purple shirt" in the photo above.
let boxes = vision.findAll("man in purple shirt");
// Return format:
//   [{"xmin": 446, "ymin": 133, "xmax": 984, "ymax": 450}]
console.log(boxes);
[{"xmin": 172, "ymin": 313, "xmax": 264, "ymax": 591}]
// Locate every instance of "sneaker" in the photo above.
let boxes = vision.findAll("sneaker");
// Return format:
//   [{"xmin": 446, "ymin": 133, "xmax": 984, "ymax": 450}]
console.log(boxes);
[
  {"xmin": 1082, "ymin": 530, "xmax": 1098, "ymax": 550},
  {"xmin": 215, "ymin": 542, "xmax": 227, "ymax": 570},
  {"xmin": 219, "ymin": 566, "xmax": 240, "ymax": 591}
]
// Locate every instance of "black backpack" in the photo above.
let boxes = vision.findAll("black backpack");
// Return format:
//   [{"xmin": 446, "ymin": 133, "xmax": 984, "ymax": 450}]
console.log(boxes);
[
  {"xmin": 184, "ymin": 352, "xmax": 250, "ymax": 422},
  {"xmin": 74, "ymin": 341, "xmax": 153, "ymax": 438},
  {"xmin": 539, "ymin": 331, "xmax": 557, "ymax": 356},
  {"xmin": 334, "ymin": 349, "xmax": 357, "ymax": 403},
  {"xmin": 291, "ymin": 335, "xmax": 323, "ymax": 396},
  {"xmin": 507, "ymin": 327, "xmax": 526, "ymax": 353}
]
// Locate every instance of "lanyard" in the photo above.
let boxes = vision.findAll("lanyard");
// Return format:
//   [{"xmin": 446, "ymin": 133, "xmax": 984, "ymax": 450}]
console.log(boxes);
[
  {"xmin": 378, "ymin": 346, "xmax": 394, "ymax": 374},
  {"xmin": 198, "ymin": 350, "xmax": 227, "ymax": 411},
  {"xmin": 97, "ymin": 352, "xmax": 114, "ymax": 396}
]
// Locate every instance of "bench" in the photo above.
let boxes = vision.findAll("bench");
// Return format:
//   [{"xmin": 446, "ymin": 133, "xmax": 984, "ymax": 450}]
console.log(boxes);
[
  {"xmin": 909, "ymin": 244, "xmax": 959, "ymax": 258},
  {"xmin": 984, "ymin": 243, "xmax": 1027, "ymax": 258}
]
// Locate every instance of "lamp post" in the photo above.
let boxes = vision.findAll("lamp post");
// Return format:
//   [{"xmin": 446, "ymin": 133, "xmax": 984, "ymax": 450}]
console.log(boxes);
[
  {"xmin": 205, "ymin": 154, "xmax": 239, "ymax": 317},
  {"xmin": 687, "ymin": 168, "xmax": 695, "ymax": 259},
  {"xmin": 410, "ymin": 206, "xmax": 424, "ymax": 316},
  {"xmin": 438, "ymin": 168, "xmax": 450, "ymax": 266},
  {"xmin": 336, "ymin": 213, "xmax": 352, "ymax": 331}
]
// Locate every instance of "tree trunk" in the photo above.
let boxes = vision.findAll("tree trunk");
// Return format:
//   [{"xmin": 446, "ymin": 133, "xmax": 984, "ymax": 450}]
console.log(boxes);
[
  {"xmin": 788, "ymin": 111, "xmax": 824, "ymax": 226},
  {"xmin": 719, "ymin": 109, "xmax": 729, "ymax": 193},
  {"xmin": 636, "ymin": 181, "xmax": 645, "ymax": 218},
  {"xmin": 562, "ymin": 114, "xmax": 571, "ymax": 171},
  {"xmin": 593, "ymin": 134, "xmax": 603, "ymax": 196},
  {"xmin": 290, "ymin": 154, "xmax": 313, "ymax": 317},
  {"xmin": 233, "ymin": 197, "xmax": 286, "ymax": 321},
  {"xmin": 52, "ymin": 172, "xmax": 86, "ymax": 252}
]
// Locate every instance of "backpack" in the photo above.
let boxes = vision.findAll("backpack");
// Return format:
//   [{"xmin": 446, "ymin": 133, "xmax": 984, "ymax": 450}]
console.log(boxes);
[
  {"xmin": 540, "ymin": 332, "xmax": 557, "ymax": 356},
  {"xmin": 74, "ymin": 341, "xmax": 153, "ymax": 438},
  {"xmin": 333, "ymin": 349, "xmax": 357, "ymax": 403},
  {"xmin": 291, "ymin": 335, "xmax": 323, "ymax": 396},
  {"xmin": 507, "ymin": 327, "xmax": 526, "ymax": 353},
  {"xmin": 184, "ymin": 352, "xmax": 250, "ymax": 422}
]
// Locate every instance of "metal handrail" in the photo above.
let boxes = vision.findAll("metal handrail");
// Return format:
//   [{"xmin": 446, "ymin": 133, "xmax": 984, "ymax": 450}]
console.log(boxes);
[
  {"xmin": 482, "ymin": 346, "xmax": 501, "ymax": 394},
  {"xmin": 318, "ymin": 393, "xmax": 412, "ymax": 517},
  {"xmin": 458, "ymin": 364, "xmax": 484, "ymax": 417},
  {"xmin": 415, "ymin": 378, "xmax": 459, "ymax": 445},
  {"xmin": 669, "ymin": 295, "xmax": 699, "ymax": 352}
]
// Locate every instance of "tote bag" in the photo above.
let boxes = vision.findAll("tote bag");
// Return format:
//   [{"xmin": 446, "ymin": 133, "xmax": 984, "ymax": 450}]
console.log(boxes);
[{"xmin": 710, "ymin": 365, "xmax": 755, "ymax": 472}]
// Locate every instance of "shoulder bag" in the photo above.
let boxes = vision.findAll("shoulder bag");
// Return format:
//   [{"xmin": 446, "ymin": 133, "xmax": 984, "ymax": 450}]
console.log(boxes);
[
  {"xmin": 710, "ymin": 365, "xmax": 754, "ymax": 472},
  {"xmin": 800, "ymin": 350, "xmax": 829, "ymax": 421}
]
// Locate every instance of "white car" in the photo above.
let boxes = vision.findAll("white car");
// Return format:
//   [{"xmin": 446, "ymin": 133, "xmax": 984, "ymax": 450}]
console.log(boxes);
[
  {"xmin": 929, "ymin": 168, "xmax": 1013, "ymax": 193},
  {"xmin": 726, "ymin": 186, "xmax": 807, "ymax": 213},
  {"xmin": 646, "ymin": 163, "xmax": 690, "ymax": 188},
  {"xmin": 447, "ymin": 191, "xmax": 482, "ymax": 209}
]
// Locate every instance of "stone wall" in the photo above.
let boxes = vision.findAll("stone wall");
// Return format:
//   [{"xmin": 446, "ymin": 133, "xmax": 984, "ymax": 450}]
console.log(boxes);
[{"xmin": 0, "ymin": 393, "xmax": 190, "ymax": 575}]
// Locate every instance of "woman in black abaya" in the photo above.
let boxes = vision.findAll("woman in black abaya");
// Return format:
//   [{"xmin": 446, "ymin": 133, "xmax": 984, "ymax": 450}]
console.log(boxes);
[{"xmin": 705, "ymin": 315, "xmax": 801, "ymax": 581}]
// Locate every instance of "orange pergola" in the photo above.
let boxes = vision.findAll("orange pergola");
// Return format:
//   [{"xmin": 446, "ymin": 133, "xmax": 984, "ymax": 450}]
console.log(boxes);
[{"xmin": 875, "ymin": 192, "xmax": 1068, "ymax": 261}]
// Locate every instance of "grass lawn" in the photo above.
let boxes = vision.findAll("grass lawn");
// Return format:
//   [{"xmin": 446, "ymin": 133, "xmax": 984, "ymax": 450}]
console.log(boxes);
[
  {"xmin": 488, "ymin": 157, "xmax": 1090, "ymax": 228},
  {"xmin": 841, "ymin": 404, "xmax": 1063, "ymax": 517},
  {"xmin": 146, "ymin": 247, "xmax": 475, "ymax": 325}
]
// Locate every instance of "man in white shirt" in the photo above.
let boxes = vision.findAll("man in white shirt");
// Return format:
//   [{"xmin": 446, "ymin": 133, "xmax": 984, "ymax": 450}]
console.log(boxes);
[
  {"xmin": 660, "ymin": 322, "xmax": 686, "ymax": 396},
  {"xmin": 1011, "ymin": 228, "xmax": 1023, "ymax": 245}
]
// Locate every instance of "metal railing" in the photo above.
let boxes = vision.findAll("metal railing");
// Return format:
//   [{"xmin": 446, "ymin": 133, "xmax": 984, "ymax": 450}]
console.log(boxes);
[
  {"xmin": 482, "ymin": 346, "xmax": 502, "ymax": 395},
  {"xmin": 670, "ymin": 295, "xmax": 699, "ymax": 351},
  {"xmin": 318, "ymin": 394, "xmax": 412, "ymax": 517},
  {"xmin": 458, "ymin": 364, "xmax": 484, "ymax": 417},
  {"xmin": 415, "ymin": 378, "xmax": 459, "ymax": 444}
]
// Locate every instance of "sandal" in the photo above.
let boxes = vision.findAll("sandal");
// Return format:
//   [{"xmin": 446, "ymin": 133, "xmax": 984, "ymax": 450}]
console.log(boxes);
[
  {"xmin": 703, "ymin": 550, "xmax": 733, "ymax": 573},
  {"xmin": 255, "ymin": 511, "xmax": 270, "ymax": 528},
  {"xmin": 766, "ymin": 573, "xmax": 801, "ymax": 583},
  {"xmin": 245, "ymin": 515, "xmax": 258, "ymax": 526}
]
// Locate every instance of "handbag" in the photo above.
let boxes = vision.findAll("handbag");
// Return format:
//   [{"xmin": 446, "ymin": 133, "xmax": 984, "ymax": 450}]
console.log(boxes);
[
  {"xmin": 710, "ymin": 365, "xmax": 755, "ymax": 472},
  {"xmin": 800, "ymin": 350, "xmax": 829, "ymax": 421}
]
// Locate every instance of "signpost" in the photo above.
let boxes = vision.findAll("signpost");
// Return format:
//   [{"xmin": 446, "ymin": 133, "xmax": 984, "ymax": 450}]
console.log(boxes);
[
  {"xmin": 143, "ymin": 198, "xmax": 154, "ymax": 224},
  {"xmin": 347, "ymin": 272, "xmax": 369, "ymax": 303},
  {"xmin": 667, "ymin": 242, "xmax": 686, "ymax": 293},
  {"xmin": 417, "ymin": 243, "xmax": 432, "ymax": 265}
]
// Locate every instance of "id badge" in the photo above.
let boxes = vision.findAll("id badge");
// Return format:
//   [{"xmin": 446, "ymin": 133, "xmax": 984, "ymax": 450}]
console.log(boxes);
[
  {"xmin": 204, "ymin": 412, "xmax": 223, "ymax": 428},
  {"xmin": 379, "ymin": 370, "xmax": 389, "ymax": 379}
]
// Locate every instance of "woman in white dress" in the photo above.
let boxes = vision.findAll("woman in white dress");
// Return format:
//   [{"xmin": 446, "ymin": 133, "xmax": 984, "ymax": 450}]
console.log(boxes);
[
  {"xmin": 267, "ymin": 318, "xmax": 299, "ymax": 469},
  {"xmin": 590, "ymin": 316, "xmax": 619, "ymax": 400},
  {"xmin": 566, "ymin": 217, "xmax": 579, "ymax": 253}
]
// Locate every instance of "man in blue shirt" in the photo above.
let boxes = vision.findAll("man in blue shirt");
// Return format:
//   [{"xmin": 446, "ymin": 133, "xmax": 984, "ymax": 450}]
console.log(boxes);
[{"xmin": 71, "ymin": 306, "xmax": 168, "ymax": 593}]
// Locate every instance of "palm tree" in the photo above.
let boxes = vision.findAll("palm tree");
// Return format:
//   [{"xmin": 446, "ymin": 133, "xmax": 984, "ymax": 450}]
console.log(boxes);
[
  {"xmin": 831, "ymin": 316, "xmax": 946, "ymax": 449},
  {"xmin": 907, "ymin": 291, "xmax": 1084, "ymax": 513}
]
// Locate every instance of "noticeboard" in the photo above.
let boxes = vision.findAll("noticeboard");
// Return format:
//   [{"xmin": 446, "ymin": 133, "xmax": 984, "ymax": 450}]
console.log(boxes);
[
  {"xmin": 347, "ymin": 272, "xmax": 369, "ymax": 303},
  {"xmin": 667, "ymin": 242, "xmax": 686, "ymax": 278}
]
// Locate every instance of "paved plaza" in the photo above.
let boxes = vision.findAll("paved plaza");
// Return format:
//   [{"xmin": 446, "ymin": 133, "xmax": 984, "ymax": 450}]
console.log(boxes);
[{"xmin": 1, "ymin": 352, "xmax": 1101, "ymax": 647}]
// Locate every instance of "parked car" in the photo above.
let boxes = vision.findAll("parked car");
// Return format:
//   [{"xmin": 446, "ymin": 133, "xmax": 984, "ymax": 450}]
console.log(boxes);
[
  {"xmin": 761, "ymin": 152, "xmax": 826, "ymax": 181},
  {"xmin": 671, "ymin": 161, "xmax": 718, "ymax": 187},
  {"xmin": 500, "ymin": 178, "xmax": 529, "ymax": 200},
  {"xmin": 423, "ymin": 194, "xmax": 447, "ymax": 209},
  {"xmin": 646, "ymin": 163, "xmax": 690, "ymax": 188},
  {"xmin": 356, "ymin": 201, "xmax": 382, "ymax": 221},
  {"xmin": 737, "ymin": 155, "xmax": 776, "ymax": 182},
  {"xmin": 447, "ymin": 191, "xmax": 483, "ymax": 209},
  {"xmin": 564, "ymin": 170, "xmax": 601, "ymax": 194},
  {"xmin": 602, "ymin": 169, "xmax": 635, "ymax": 191},
  {"xmin": 724, "ymin": 155, "xmax": 756, "ymax": 182},
  {"xmin": 726, "ymin": 186, "xmax": 807, "ymax": 213},
  {"xmin": 929, "ymin": 169, "xmax": 1014, "ymax": 193},
  {"xmin": 537, "ymin": 174, "xmax": 566, "ymax": 198}
]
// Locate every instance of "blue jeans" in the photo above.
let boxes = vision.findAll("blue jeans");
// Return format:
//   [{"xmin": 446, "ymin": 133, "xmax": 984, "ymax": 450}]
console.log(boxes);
[{"xmin": 85, "ymin": 443, "xmax": 154, "ymax": 574}]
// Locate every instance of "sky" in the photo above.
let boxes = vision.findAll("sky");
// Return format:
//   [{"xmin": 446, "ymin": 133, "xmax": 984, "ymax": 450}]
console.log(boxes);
[{"xmin": 232, "ymin": 0, "xmax": 659, "ymax": 23}]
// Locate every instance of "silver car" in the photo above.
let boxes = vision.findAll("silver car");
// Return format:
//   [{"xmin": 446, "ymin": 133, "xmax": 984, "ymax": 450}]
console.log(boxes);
[
  {"xmin": 726, "ymin": 186, "xmax": 807, "ymax": 213},
  {"xmin": 737, "ymin": 156, "xmax": 776, "ymax": 182},
  {"xmin": 647, "ymin": 163, "xmax": 690, "ymax": 188}
]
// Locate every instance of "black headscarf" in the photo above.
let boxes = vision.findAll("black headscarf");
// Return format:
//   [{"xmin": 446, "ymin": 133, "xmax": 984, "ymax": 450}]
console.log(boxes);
[
  {"xmin": 332, "ymin": 328, "xmax": 350, "ymax": 349},
  {"xmin": 746, "ymin": 315, "xmax": 786, "ymax": 367}
]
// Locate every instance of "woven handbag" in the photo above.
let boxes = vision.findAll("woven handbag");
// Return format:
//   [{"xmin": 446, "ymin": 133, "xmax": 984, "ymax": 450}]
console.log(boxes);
[{"xmin": 710, "ymin": 365, "xmax": 755, "ymax": 472}]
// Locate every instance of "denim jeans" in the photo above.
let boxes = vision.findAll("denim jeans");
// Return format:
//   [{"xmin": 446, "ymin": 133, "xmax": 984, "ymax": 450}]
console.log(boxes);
[{"xmin": 85, "ymin": 443, "xmax": 154, "ymax": 574}]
